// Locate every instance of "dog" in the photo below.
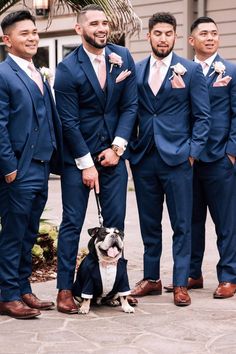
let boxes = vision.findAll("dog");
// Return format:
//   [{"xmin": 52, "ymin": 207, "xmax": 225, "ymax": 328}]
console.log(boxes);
[{"xmin": 72, "ymin": 227, "xmax": 135, "ymax": 314}]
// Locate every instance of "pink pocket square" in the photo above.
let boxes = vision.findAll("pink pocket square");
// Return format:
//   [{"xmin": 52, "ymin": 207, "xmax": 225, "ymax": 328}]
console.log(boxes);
[
  {"xmin": 171, "ymin": 73, "xmax": 186, "ymax": 88},
  {"xmin": 213, "ymin": 75, "xmax": 232, "ymax": 87},
  {"xmin": 115, "ymin": 69, "xmax": 131, "ymax": 83}
]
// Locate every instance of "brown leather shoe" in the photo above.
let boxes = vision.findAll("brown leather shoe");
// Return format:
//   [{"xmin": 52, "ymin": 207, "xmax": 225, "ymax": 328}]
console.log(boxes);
[
  {"xmin": 164, "ymin": 276, "xmax": 204, "ymax": 292},
  {"xmin": 0, "ymin": 300, "xmax": 41, "ymax": 319},
  {"xmin": 131, "ymin": 279, "xmax": 162, "ymax": 297},
  {"xmin": 127, "ymin": 295, "xmax": 138, "ymax": 306},
  {"xmin": 213, "ymin": 282, "xmax": 236, "ymax": 299},
  {"xmin": 173, "ymin": 287, "xmax": 191, "ymax": 306},
  {"xmin": 22, "ymin": 293, "xmax": 55, "ymax": 310},
  {"xmin": 57, "ymin": 290, "xmax": 78, "ymax": 314}
]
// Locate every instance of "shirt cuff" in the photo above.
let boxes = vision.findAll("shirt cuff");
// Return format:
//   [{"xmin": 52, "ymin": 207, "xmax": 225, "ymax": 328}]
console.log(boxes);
[
  {"xmin": 118, "ymin": 290, "xmax": 131, "ymax": 297},
  {"xmin": 5, "ymin": 169, "xmax": 17, "ymax": 177},
  {"xmin": 75, "ymin": 153, "xmax": 94, "ymax": 170},
  {"xmin": 81, "ymin": 293, "xmax": 93, "ymax": 299},
  {"xmin": 112, "ymin": 137, "xmax": 127, "ymax": 151}
]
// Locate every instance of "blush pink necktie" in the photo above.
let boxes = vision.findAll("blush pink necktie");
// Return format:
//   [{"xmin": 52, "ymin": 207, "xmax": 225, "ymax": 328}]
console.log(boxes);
[
  {"xmin": 200, "ymin": 61, "xmax": 208, "ymax": 76},
  {"xmin": 28, "ymin": 62, "xmax": 44, "ymax": 94},
  {"xmin": 96, "ymin": 55, "xmax": 106, "ymax": 89},
  {"xmin": 149, "ymin": 60, "xmax": 163, "ymax": 95}
]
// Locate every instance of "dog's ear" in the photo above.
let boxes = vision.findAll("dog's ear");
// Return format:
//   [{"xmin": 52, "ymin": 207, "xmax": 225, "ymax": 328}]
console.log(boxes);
[{"xmin": 88, "ymin": 227, "xmax": 100, "ymax": 237}]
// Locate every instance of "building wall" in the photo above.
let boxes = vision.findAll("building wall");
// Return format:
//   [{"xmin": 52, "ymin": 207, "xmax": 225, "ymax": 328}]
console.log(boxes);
[
  {"xmin": 206, "ymin": 0, "xmax": 236, "ymax": 61},
  {"xmin": 129, "ymin": 0, "xmax": 236, "ymax": 62}
]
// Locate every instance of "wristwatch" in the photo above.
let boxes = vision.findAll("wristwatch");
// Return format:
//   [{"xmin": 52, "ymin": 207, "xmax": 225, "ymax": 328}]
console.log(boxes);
[{"xmin": 111, "ymin": 144, "xmax": 125, "ymax": 157}]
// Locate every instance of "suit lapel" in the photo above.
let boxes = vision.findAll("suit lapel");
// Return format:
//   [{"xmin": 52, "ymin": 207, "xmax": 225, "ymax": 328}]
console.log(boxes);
[
  {"xmin": 206, "ymin": 53, "xmax": 221, "ymax": 86},
  {"xmin": 78, "ymin": 46, "xmax": 105, "ymax": 109},
  {"xmin": 137, "ymin": 57, "xmax": 155, "ymax": 113},
  {"xmin": 6, "ymin": 56, "xmax": 42, "ymax": 123},
  {"xmin": 105, "ymin": 46, "xmax": 116, "ymax": 108}
]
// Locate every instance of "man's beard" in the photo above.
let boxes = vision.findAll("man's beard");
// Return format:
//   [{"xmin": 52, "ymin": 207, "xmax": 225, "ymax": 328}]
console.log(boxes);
[
  {"xmin": 150, "ymin": 40, "xmax": 175, "ymax": 59},
  {"xmin": 83, "ymin": 32, "xmax": 107, "ymax": 49}
]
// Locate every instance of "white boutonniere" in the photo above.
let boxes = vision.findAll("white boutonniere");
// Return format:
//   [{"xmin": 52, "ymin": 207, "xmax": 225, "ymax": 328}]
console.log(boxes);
[
  {"xmin": 209, "ymin": 61, "xmax": 226, "ymax": 77},
  {"xmin": 40, "ymin": 66, "xmax": 53, "ymax": 83},
  {"xmin": 169, "ymin": 63, "xmax": 187, "ymax": 79},
  {"xmin": 109, "ymin": 52, "xmax": 123, "ymax": 73}
]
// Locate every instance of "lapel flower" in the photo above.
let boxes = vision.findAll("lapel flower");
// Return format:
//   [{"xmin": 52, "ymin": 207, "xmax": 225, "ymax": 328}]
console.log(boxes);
[
  {"xmin": 209, "ymin": 61, "xmax": 226, "ymax": 77},
  {"xmin": 40, "ymin": 66, "xmax": 53, "ymax": 83},
  {"xmin": 109, "ymin": 53, "xmax": 123, "ymax": 73},
  {"xmin": 169, "ymin": 63, "xmax": 187, "ymax": 79}
]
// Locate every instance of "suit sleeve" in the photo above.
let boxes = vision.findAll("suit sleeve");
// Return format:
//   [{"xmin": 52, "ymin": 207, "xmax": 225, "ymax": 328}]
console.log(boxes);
[
  {"xmin": 189, "ymin": 64, "xmax": 211, "ymax": 159},
  {"xmin": 114, "ymin": 49, "xmax": 138, "ymax": 142},
  {"xmin": 0, "ymin": 72, "xmax": 18, "ymax": 175},
  {"xmin": 54, "ymin": 62, "xmax": 90, "ymax": 159},
  {"xmin": 226, "ymin": 68, "xmax": 236, "ymax": 156}
]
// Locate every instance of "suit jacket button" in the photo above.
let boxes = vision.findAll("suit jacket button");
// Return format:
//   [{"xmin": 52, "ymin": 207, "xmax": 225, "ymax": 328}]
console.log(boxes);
[
  {"xmin": 31, "ymin": 144, "xmax": 34, "ymax": 149},
  {"xmin": 34, "ymin": 128, "xmax": 38, "ymax": 132}
]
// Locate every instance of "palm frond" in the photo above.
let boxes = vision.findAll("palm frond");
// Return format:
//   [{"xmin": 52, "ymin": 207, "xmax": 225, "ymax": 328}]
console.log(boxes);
[
  {"xmin": 0, "ymin": 0, "xmax": 141, "ymax": 38},
  {"xmin": 0, "ymin": 0, "xmax": 20, "ymax": 15}
]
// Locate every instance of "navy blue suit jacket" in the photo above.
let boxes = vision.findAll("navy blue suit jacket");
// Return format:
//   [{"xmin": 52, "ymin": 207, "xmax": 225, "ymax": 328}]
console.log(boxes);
[
  {"xmin": 199, "ymin": 54, "xmax": 236, "ymax": 162},
  {"xmin": 54, "ymin": 43, "xmax": 138, "ymax": 163},
  {"xmin": 0, "ymin": 56, "xmax": 63, "ymax": 178},
  {"xmin": 72, "ymin": 254, "xmax": 130, "ymax": 299},
  {"xmin": 130, "ymin": 52, "xmax": 211, "ymax": 166}
]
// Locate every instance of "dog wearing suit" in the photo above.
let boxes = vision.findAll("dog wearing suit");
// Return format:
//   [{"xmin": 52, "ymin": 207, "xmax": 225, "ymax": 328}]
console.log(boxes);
[{"xmin": 72, "ymin": 227, "xmax": 134, "ymax": 314}]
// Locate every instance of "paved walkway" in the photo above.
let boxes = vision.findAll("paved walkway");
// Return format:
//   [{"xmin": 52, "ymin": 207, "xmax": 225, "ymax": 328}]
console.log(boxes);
[{"xmin": 1, "ymin": 176, "xmax": 236, "ymax": 354}]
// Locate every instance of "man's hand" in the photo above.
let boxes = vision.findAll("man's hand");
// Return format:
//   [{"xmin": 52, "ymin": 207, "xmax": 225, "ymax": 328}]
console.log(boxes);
[
  {"xmin": 189, "ymin": 156, "xmax": 195, "ymax": 167},
  {"xmin": 82, "ymin": 166, "xmax": 99, "ymax": 193},
  {"xmin": 5, "ymin": 170, "xmax": 17, "ymax": 183},
  {"xmin": 227, "ymin": 154, "xmax": 236, "ymax": 165},
  {"xmin": 98, "ymin": 148, "xmax": 120, "ymax": 167}
]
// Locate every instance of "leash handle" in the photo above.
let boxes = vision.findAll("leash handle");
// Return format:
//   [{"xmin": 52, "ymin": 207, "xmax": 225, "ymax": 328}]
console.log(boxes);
[{"xmin": 94, "ymin": 190, "xmax": 103, "ymax": 226}]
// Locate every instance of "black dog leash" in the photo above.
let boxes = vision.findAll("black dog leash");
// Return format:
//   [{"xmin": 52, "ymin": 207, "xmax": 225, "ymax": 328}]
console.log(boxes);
[{"xmin": 94, "ymin": 190, "xmax": 103, "ymax": 227}]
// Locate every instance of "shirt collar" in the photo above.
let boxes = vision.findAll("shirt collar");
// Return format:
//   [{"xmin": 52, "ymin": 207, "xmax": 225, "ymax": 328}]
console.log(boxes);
[
  {"xmin": 83, "ymin": 46, "xmax": 106, "ymax": 63},
  {"xmin": 194, "ymin": 52, "xmax": 218, "ymax": 67},
  {"xmin": 8, "ymin": 53, "xmax": 32, "ymax": 72},
  {"xmin": 150, "ymin": 51, "xmax": 173, "ymax": 68}
]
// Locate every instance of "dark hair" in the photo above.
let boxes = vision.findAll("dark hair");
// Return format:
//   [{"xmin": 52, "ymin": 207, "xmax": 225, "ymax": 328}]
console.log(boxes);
[
  {"xmin": 149, "ymin": 12, "xmax": 177, "ymax": 32},
  {"xmin": 1, "ymin": 10, "xmax": 36, "ymax": 34},
  {"xmin": 77, "ymin": 4, "xmax": 104, "ymax": 22},
  {"xmin": 190, "ymin": 16, "xmax": 217, "ymax": 33}
]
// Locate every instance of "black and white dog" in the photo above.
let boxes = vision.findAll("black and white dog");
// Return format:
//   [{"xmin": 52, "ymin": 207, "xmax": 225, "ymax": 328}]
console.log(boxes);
[{"xmin": 72, "ymin": 227, "xmax": 134, "ymax": 314}]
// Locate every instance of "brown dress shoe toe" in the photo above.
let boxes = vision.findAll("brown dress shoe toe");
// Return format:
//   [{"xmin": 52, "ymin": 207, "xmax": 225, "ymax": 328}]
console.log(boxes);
[
  {"xmin": 131, "ymin": 279, "xmax": 162, "ymax": 297},
  {"xmin": 0, "ymin": 300, "xmax": 41, "ymax": 319},
  {"xmin": 127, "ymin": 295, "xmax": 138, "ymax": 306},
  {"xmin": 173, "ymin": 287, "xmax": 191, "ymax": 306},
  {"xmin": 57, "ymin": 290, "xmax": 78, "ymax": 314},
  {"xmin": 213, "ymin": 282, "xmax": 236, "ymax": 299},
  {"xmin": 188, "ymin": 276, "xmax": 203, "ymax": 289},
  {"xmin": 22, "ymin": 293, "xmax": 55, "ymax": 310}
]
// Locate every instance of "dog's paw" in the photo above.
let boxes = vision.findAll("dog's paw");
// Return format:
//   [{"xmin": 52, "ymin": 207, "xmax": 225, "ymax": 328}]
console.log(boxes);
[
  {"xmin": 122, "ymin": 303, "xmax": 135, "ymax": 313},
  {"xmin": 78, "ymin": 299, "xmax": 90, "ymax": 314}
]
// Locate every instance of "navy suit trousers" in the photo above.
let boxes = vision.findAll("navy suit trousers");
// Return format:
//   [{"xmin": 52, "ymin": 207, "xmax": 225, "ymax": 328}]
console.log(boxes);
[
  {"xmin": 131, "ymin": 149, "xmax": 193, "ymax": 286},
  {"xmin": 57, "ymin": 160, "xmax": 128, "ymax": 290},
  {"xmin": 0, "ymin": 160, "xmax": 49, "ymax": 301},
  {"xmin": 190, "ymin": 156, "xmax": 236, "ymax": 282}
]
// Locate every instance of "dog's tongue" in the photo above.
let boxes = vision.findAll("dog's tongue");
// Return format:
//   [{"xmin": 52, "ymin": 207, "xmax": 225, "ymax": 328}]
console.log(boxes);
[{"xmin": 107, "ymin": 246, "xmax": 119, "ymax": 258}]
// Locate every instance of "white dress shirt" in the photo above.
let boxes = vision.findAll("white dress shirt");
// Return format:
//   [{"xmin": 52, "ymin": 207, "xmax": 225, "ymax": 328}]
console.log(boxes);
[
  {"xmin": 194, "ymin": 52, "xmax": 217, "ymax": 76},
  {"xmin": 148, "ymin": 51, "xmax": 173, "ymax": 84}
]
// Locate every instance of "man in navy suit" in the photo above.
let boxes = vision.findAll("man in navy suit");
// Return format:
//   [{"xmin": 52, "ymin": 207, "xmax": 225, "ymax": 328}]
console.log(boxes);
[
  {"xmin": 0, "ymin": 11, "xmax": 63, "ymax": 319},
  {"xmin": 54, "ymin": 4, "xmax": 137, "ymax": 313},
  {"xmin": 188, "ymin": 17, "xmax": 236, "ymax": 298},
  {"xmin": 130, "ymin": 12, "xmax": 211, "ymax": 306}
]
